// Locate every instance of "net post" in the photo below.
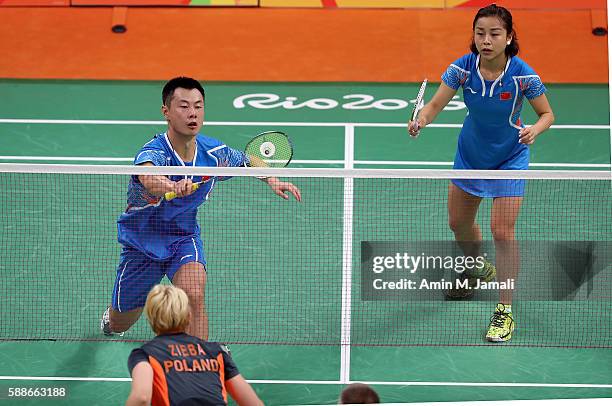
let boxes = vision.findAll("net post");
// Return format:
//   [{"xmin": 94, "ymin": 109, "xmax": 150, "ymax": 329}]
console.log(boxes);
[
  {"xmin": 340, "ymin": 124, "xmax": 355, "ymax": 384},
  {"xmin": 608, "ymin": 0, "xmax": 612, "ymax": 183}
]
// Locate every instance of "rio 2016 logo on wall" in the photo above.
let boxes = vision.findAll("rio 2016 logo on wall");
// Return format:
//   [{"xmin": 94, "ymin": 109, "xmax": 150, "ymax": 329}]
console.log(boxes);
[{"xmin": 233, "ymin": 93, "xmax": 466, "ymax": 111}]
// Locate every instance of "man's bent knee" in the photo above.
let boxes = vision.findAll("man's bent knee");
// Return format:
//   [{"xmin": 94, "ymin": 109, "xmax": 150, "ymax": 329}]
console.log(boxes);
[{"xmin": 110, "ymin": 307, "xmax": 142, "ymax": 332}]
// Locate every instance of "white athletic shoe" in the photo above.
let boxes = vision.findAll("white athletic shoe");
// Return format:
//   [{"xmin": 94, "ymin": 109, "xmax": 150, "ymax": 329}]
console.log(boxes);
[{"xmin": 100, "ymin": 307, "xmax": 124, "ymax": 337}]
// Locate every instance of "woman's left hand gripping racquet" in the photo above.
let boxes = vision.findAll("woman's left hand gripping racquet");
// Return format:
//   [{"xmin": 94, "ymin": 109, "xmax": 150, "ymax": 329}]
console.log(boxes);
[{"xmin": 409, "ymin": 78, "xmax": 428, "ymax": 138}]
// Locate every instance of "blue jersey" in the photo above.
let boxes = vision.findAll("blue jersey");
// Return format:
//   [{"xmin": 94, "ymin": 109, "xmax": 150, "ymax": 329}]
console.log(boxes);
[
  {"xmin": 117, "ymin": 132, "xmax": 247, "ymax": 260},
  {"xmin": 441, "ymin": 54, "xmax": 547, "ymax": 196}
]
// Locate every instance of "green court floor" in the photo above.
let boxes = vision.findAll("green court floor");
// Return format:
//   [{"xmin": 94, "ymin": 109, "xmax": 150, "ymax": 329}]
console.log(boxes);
[{"xmin": 0, "ymin": 80, "xmax": 610, "ymax": 405}]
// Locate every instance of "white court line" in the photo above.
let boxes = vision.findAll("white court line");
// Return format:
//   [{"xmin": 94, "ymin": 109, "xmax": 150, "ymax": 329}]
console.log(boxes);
[
  {"xmin": 0, "ymin": 118, "xmax": 609, "ymax": 130},
  {"xmin": 356, "ymin": 161, "xmax": 611, "ymax": 168},
  {"xmin": 0, "ymin": 156, "xmax": 135, "ymax": 162},
  {"xmin": 0, "ymin": 376, "xmax": 131, "ymax": 382},
  {"xmin": 0, "ymin": 376, "xmax": 611, "ymax": 388},
  {"xmin": 0, "ymin": 156, "xmax": 345, "ymax": 164},
  {"xmin": 0, "ymin": 156, "xmax": 608, "ymax": 168},
  {"xmin": 0, "ymin": 119, "xmax": 167, "ymax": 125}
]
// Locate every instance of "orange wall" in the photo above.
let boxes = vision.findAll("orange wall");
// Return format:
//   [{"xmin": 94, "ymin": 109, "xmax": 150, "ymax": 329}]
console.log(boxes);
[
  {"xmin": 0, "ymin": 0, "xmax": 68, "ymax": 5},
  {"xmin": 456, "ymin": 0, "xmax": 605, "ymax": 9},
  {"xmin": 0, "ymin": 7, "xmax": 607, "ymax": 83},
  {"xmin": 0, "ymin": 0, "xmax": 604, "ymax": 8}
]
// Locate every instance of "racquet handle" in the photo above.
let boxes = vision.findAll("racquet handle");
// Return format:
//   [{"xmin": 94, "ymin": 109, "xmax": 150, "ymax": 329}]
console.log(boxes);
[
  {"xmin": 164, "ymin": 177, "xmax": 211, "ymax": 201},
  {"xmin": 164, "ymin": 183, "xmax": 200, "ymax": 201}
]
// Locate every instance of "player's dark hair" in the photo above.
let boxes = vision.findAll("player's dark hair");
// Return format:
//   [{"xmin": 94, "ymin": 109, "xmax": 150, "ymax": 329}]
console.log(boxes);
[
  {"xmin": 340, "ymin": 383, "xmax": 380, "ymax": 404},
  {"xmin": 470, "ymin": 3, "xmax": 519, "ymax": 57},
  {"xmin": 162, "ymin": 77, "xmax": 205, "ymax": 106}
]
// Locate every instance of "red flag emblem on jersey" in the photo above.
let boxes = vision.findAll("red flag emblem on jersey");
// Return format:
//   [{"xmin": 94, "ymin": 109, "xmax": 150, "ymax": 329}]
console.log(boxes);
[{"xmin": 500, "ymin": 92, "xmax": 512, "ymax": 100}]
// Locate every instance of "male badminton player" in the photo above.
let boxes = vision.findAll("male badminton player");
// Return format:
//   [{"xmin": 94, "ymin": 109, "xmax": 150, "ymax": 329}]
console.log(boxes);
[{"xmin": 101, "ymin": 77, "xmax": 301, "ymax": 340}]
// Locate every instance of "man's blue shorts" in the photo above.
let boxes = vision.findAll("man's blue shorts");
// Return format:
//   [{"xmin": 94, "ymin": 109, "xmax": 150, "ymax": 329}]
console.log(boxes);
[{"xmin": 112, "ymin": 235, "xmax": 206, "ymax": 312}]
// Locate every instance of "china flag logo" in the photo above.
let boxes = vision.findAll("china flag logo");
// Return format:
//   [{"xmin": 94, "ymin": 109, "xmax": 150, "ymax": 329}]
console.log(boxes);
[{"xmin": 500, "ymin": 92, "xmax": 512, "ymax": 100}]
